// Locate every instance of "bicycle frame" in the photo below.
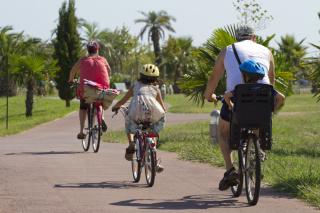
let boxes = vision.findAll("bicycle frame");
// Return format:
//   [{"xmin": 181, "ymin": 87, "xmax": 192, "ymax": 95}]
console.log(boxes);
[{"xmin": 134, "ymin": 126, "xmax": 157, "ymax": 162}]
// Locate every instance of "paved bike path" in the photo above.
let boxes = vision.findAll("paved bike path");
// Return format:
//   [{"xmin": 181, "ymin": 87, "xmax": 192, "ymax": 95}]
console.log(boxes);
[{"xmin": 0, "ymin": 111, "xmax": 318, "ymax": 213}]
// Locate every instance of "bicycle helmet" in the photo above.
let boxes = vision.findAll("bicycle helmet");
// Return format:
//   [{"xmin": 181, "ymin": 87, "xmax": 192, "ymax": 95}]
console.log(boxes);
[
  {"xmin": 239, "ymin": 59, "xmax": 266, "ymax": 79},
  {"xmin": 140, "ymin": 64, "xmax": 160, "ymax": 77},
  {"xmin": 87, "ymin": 40, "xmax": 99, "ymax": 53}
]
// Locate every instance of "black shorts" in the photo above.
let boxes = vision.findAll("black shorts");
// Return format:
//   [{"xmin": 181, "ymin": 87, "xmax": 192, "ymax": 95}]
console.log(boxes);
[
  {"xmin": 220, "ymin": 100, "xmax": 231, "ymax": 122},
  {"xmin": 80, "ymin": 99, "xmax": 89, "ymax": 110}
]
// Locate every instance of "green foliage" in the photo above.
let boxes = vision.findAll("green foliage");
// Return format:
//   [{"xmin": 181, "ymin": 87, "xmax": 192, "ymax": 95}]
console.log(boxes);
[
  {"xmin": 162, "ymin": 36, "xmax": 195, "ymax": 84},
  {"xmin": 309, "ymin": 43, "xmax": 320, "ymax": 102},
  {"xmin": 178, "ymin": 25, "xmax": 237, "ymax": 105},
  {"xmin": 53, "ymin": 0, "xmax": 81, "ymax": 106}
]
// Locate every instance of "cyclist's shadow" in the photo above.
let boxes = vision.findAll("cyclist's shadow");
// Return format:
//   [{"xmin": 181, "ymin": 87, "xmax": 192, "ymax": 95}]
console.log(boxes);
[
  {"xmin": 111, "ymin": 194, "xmax": 247, "ymax": 210},
  {"xmin": 54, "ymin": 180, "xmax": 145, "ymax": 189}
]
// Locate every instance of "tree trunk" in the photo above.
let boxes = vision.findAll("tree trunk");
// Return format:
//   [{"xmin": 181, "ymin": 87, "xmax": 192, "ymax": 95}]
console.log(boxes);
[
  {"xmin": 66, "ymin": 99, "xmax": 70, "ymax": 107},
  {"xmin": 25, "ymin": 79, "xmax": 34, "ymax": 117},
  {"xmin": 152, "ymin": 32, "xmax": 162, "ymax": 66}
]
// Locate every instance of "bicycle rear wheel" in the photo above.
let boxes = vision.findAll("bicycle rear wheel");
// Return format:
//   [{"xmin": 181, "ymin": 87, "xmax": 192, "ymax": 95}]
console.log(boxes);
[
  {"xmin": 244, "ymin": 134, "xmax": 261, "ymax": 206},
  {"xmin": 132, "ymin": 136, "xmax": 142, "ymax": 182},
  {"xmin": 82, "ymin": 108, "xmax": 91, "ymax": 152},
  {"xmin": 231, "ymin": 148, "xmax": 244, "ymax": 197},
  {"xmin": 145, "ymin": 143, "xmax": 156, "ymax": 187},
  {"xmin": 91, "ymin": 106, "xmax": 102, "ymax": 153}
]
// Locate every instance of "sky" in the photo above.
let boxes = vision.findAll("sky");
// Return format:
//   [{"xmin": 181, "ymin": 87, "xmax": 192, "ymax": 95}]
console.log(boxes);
[{"xmin": 0, "ymin": 0, "xmax": 319, "ymax": 55}]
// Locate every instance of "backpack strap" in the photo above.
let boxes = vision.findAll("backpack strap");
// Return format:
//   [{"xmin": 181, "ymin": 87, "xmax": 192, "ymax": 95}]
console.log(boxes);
[{"xmin": 232, "ymin": 43, "xmax": 241, "ymax": 65}]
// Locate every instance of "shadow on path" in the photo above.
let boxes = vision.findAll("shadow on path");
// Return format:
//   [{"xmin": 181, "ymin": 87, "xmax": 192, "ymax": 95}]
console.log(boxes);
[
  {"xmin": 111, "ymin": 194, "xmax": 248, "ymax": 210},
  {"xmin": 54, "ymin": 180, "xmax": 146, "ymax": 189},
  {"xmin": 5, "ymin": 151, "xmax": 84, "ymax": 156}
]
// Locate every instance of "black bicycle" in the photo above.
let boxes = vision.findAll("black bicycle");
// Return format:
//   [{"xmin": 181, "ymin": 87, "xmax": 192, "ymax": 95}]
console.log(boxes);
[{"xmin": 217, "ymin": 83, "xmax": 273, "ymax": 206}]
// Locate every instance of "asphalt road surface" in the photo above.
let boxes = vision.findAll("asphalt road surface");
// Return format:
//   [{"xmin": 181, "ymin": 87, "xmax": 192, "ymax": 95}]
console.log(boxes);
[{"xmin": 0, "ymin": 111, "xmax": 318, "ymax": 212}]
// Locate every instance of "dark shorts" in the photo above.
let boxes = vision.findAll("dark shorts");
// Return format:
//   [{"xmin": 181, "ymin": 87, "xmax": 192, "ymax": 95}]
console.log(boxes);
[
  {"xmin": 80, "ymin": 99, "xmax": 89, "ymax": 110},
  {"xmin": 220, "ymin": 100, "xmax": 231, "ymax": 122}
]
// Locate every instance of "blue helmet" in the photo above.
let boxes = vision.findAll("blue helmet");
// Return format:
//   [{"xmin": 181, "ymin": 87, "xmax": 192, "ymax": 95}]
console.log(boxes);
[{"xmin": 239, "ymin": 59, "xmax": 266, "ymax": 78}]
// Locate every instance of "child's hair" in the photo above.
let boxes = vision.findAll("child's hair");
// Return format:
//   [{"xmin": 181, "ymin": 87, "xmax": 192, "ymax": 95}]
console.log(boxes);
[
  {"xmin": 138, "ymin": 73, "xmax": 159, "ymax": 85},
  {"xmin": 242, "ymin": 72, "xmax": 263, "ymax": 83}
]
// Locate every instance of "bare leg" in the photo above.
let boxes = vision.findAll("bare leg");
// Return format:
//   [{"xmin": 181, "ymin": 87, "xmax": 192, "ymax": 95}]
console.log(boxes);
[
  {"xmin": 218, "ymin": 118, "xmax": 233, "ymax": 170},
  {"xmin": 79, "ymin": 109, "xmax": 87, "ymax": 134},
  {"xmin": 127, "ymin": 133, "xmax": 134, "ymax": 143}
]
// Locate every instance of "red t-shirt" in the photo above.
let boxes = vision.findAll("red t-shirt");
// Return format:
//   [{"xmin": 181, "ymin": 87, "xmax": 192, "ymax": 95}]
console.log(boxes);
[{"xmin": 78, "ymin": 56, "xmax": 110, "ymax": 97}]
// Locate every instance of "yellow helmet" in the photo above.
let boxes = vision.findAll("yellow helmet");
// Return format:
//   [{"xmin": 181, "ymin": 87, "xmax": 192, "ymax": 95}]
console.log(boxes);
[{"xmin": 140, "ymin": 64, "xmax": 160, "ymax": 77}]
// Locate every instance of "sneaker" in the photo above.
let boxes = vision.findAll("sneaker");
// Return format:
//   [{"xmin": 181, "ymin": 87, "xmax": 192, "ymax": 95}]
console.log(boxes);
[
  {"xmin": 77, "ymin": 132, "xmax": 86, "ymax": 140},
  {"xmin": 156, "ymin": 164, "xmax": 164, "ymax": 173},
  {"xmin": 156, "ymin": 159, "xmax": 164, "ymax": 173},
  {"xmin": 101, "ymin": 120, "xmax": 108, "ymax": 132},
  {"xmin": 218, "ymin": 167, "xmax": 239, "ymax": 191},
  {"xmin": 125, "ymin": 142, "xmax": 136, "ymax": 161}
]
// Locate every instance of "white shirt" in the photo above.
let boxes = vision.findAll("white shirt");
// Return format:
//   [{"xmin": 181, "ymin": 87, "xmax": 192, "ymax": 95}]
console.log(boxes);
[{"xmin": 224, "ymin": 40, "xmax": 271, "ymax": 92}]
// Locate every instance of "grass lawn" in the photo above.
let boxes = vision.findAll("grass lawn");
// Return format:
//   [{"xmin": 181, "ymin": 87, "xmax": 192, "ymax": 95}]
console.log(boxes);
[
  {"xmin": 103, "ymin": 93, "xmax": 320, "ymax": 208},
  {"xmin": 165, "ymin": 94, "xmax": 222, "ymax": 113},
  {"xmin": 165, "ymin": 93, "xmax": 318, "ymax": 114},
  {"xmin": 0, "ymin": 96, "xmax": 78, "ymax": 136}
]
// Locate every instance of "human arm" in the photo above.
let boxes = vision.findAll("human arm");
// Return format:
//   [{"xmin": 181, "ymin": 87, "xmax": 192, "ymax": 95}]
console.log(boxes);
[
  {"xmin": 112, "ymin": 87, "xmax": 133, "ymax": 110},
  {"xmin": 68, "ymin": 59, "xmax": 81, "ymax": 82},
  {"xmin": 156, "ymin": 89, "xmax": 166, "ymax": 112},
  {"xmin": 104, "ymin": 58, "xmax": 111, "ymax": 76},
  {"xmin": 223, "ymin": 91, "xmax": 234, "ymax": 110},
  {"xmin": 268, "ymin": 51, "xmax": 275, "ymax": 86},
  {"xmin": 204, "ymin": 48, "xmax": 226, "ymax": 102},
  {"xmin": 274, "ymin": 90, "xmax": 285, "ymax": 112}
]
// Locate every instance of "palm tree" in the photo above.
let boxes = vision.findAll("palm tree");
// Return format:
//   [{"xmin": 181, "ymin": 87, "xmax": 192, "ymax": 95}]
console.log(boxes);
[
  {"xmin": 277, "ymin": 35, "xmax": 308, "ymax": 76},
  {"xmin": 135, "ymin": 10, "xmax": 176, "ymax": 65},
  {"xmin": 0, "ymin": 26, "xmax": 24, "ymax": 96},
  {"xmin": 309, "ymin": 43, "xmax": 320, "ymax": 102},
  {"xmin": 11, "ymin": 54, "xmax": 49, "ymax": 116},
  {"xmin": 162, "ymin": 36, "xmax": 195, "ymax": 91}
]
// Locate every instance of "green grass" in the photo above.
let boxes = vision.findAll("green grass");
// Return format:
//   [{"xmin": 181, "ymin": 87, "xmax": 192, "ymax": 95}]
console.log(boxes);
[
  {"xmin": 0, "ymin": 96, "xmax": 78, "ymax": 136},
  {"xmin": 165, "ymin": 94, "xmax": 222, "ymax": 113},
  {"xmin": 165, "ymin": 93, "xmax": 319, "ymax": 114},
  {"xmin": 103, "ymin": 93, "xmax": 320, "ymax": 208}
]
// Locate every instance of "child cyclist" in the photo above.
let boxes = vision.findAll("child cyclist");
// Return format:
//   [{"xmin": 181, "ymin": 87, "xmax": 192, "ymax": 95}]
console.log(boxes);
[
  {"xmin": 223, "ymin": 59, "xmax": 285, "ymax": 111},
  {"xmin": 112, "ymin": 64, "xmax": 166, "ymax": 172}
]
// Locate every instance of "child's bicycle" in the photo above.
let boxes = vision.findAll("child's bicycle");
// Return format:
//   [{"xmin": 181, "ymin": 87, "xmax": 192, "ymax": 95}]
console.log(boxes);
[
  {"xmin": 112, "ymin": 107, "xmax": 159, "ymax": 187},
  {"xmin": 216, "ymin": 83, "xmax": 273, "ymax": 206}
]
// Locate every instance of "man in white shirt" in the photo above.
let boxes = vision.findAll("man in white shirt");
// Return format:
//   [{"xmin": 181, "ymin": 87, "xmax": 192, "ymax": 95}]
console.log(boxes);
[{"xmin": 204, "ymin": 25, "xmax": 275, "ymax": 191}]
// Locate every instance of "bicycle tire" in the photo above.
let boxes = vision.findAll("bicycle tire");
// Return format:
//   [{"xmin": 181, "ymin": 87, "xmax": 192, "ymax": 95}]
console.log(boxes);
[
  {"xmin": 82, "ymin": 107, "xmax": 91, "ymax": 152},
  {"xmin": 244, "ymin": 134, "xmax": 261, "ymax": 206},
  {"xmin": 231, "ymin": 148, "xmax": 244, "ymax": 197},
  {"xmin": 132, "ymin": 136, "xmax": 142, "ymax": 182},
  {"xmin": 145, "ymin": 143, "xmax": 156, "ymax": 187},
  {"xmin": 91, "ymin": 124, "xmax": 101, "ymax": 153}
]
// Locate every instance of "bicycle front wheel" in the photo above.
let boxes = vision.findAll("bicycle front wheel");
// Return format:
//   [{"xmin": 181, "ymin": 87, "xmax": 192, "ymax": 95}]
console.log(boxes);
[
  {"xmin": 145, "ymin": 144, "xmax": 156, "ymax": 187},
  {"xmin": 132, "ymin": 137, "xmax": 142, "ymax": 182},
  {"xmin": 231, "ymin": 148, "xmax": 244, "ymax": 197},
  {"xmin": 244, "ymin": 134, "xmax": 261, "ymax": 206}
]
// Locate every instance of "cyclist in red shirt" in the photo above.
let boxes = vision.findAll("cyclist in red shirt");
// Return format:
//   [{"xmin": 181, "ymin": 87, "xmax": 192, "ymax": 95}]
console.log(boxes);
[{"xmin": 69, "ymin": 41, "xmax": 111, "ymax": 139}]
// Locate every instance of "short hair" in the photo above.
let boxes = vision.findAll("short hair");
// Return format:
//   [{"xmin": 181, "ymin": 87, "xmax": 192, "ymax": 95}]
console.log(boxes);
[{"xmin": 235, "ymin": 25, "xmax": 255, "ymax": 41}]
